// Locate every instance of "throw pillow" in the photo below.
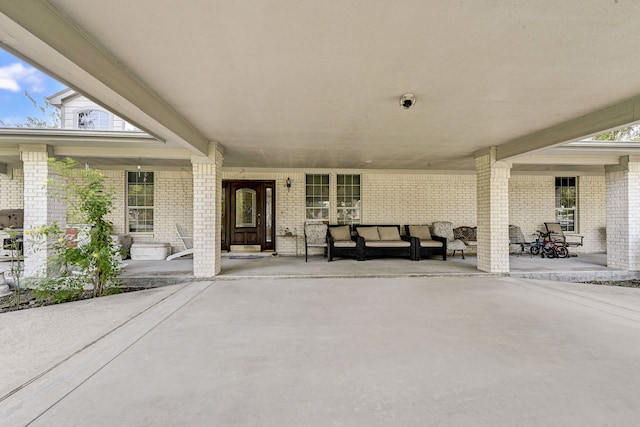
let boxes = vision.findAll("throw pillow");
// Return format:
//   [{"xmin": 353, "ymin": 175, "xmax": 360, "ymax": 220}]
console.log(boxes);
[
  {"xmin": 356, "ymin": 226, "xmax": 380, "ymax": 241},
  {"xmin": 378, "ymin": 226, "xmax": 401, "ymax": 240}
]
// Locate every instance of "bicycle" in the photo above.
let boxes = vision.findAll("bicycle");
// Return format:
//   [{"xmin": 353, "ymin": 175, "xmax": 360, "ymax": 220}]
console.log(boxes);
[{"xmin": 529, "ymin": 231, "xmax": 568, "ymax": 258}]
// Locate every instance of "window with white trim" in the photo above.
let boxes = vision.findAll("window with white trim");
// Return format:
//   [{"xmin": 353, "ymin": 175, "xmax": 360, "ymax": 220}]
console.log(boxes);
[
  {"xmin": 337, "ymin": 174, "xmax": 361, "ymax": 225},
  {"xmin": 555, "ymin": 177, "xmax": 577, "ymax": 232},
  {"xmin": 305, "ymin": 174, "xmax": 329, "ymax": 220},
  {"xmin": 77, "ymin": 109, "xmax": 111, "ymax": 130},
  {"xmin": 127, "ymin": 171, "xmax": 154, "ymax": 233}
]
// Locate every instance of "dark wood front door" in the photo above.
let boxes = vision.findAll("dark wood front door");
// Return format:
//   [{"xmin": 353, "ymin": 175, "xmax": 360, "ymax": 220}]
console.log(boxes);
[{"xmin": 222, "ymin": 180, "xmax": 275, "ymax": 251}]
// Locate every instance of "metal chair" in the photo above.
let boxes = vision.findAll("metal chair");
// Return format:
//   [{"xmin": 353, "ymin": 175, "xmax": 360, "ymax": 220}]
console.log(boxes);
[
  {"xmin": 509, "ymin": 224, "xmax": 532, "ymax": 256},
  {"xmin": 304, "ymin": 222, "xmax": 328, "ymax": 262},
  {"xmin": 544, "ymin": 222, "xmax": 584, "ymax": 247}
]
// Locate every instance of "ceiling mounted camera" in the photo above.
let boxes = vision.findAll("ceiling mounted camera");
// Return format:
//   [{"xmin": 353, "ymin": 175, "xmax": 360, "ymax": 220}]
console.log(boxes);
[{"xmin": 400, "ymin": 93, "xmax": 416, "ymax": 109}]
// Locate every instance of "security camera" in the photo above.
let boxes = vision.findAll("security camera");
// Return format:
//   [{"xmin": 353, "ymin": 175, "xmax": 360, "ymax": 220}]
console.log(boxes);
[{"xmin": 400, "ymin": 93, "xmax": 416, "ymax": 109}]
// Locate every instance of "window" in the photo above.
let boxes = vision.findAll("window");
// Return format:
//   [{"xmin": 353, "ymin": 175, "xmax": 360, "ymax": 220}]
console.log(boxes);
[
  {"xmin": 337, "ymin": 174, "xmax": 361, "ymax": 225},
  {"xmin": 127, "ymin": 172, "xmax": 154, "ymax": 233},
  {"xmin": 555, "ymin": 177, "xmax": 577, "ymax": 232},
  {"xmin": 77, "ymin": 109, "xmax": 110, "ymax": 130},
  {"xmin": 306, "ymin": 174, "xmax": 329, "ymax": 220}
]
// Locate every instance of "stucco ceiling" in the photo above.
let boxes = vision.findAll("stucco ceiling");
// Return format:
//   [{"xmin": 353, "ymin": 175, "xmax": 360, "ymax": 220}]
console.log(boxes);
[{"xmin": 2, "ymin": 1, "xmax": 640, "ymax": 170}]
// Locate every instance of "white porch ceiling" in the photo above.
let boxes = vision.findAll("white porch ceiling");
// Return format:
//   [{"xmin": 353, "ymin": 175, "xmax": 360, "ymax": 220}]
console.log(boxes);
[{"xmin": 2, "ymin": 1, "xmax": 640, "ymax": 170}]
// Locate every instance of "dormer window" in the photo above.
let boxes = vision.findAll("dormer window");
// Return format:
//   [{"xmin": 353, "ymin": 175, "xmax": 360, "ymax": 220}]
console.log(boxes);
[{"xmin": 76, "ymin": 109, "xmax": 111, "ymax": 130}]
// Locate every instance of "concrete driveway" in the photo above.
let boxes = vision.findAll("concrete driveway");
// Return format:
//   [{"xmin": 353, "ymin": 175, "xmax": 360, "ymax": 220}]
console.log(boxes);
[{"xmin": 2, "ymin": 276, "xmax": 640, "ymax": 426}]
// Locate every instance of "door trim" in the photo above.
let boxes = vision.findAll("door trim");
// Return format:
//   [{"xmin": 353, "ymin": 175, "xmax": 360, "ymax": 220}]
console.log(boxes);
[{"xmin": 222, "ymin": 180, "xmax": 275, "ymax": 252}]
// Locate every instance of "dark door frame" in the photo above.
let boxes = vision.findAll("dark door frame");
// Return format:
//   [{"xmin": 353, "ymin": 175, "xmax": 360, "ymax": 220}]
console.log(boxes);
[{"xmin": 222, "ymin": 180, "xmax": 276, "ymax": 252}]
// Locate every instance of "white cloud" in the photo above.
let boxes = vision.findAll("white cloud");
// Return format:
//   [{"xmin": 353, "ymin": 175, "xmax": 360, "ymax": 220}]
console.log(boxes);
[{"xmin": 0, "ymin": 62, "xmax": 46, "ymax": 93}]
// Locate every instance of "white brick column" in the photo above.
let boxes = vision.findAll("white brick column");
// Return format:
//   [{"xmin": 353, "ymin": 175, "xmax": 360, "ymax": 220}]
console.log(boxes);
[
  {"xmin": 475, "ymin": 148, "xmax": 511, "ymax": 273},
  {"xmin": 191, "ymin": 143, "xmax": 223, "ymax": 278},
  {"xmin": 605, "ymin": 156, "xmax": 640, "ymax": 270},
  {"xmin": 20, "ymin": 144, "xmax": 67, "ymax": 278}
]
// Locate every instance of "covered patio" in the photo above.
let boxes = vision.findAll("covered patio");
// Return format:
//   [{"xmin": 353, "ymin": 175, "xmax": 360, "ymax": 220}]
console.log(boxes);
[
  {"xmin": 105, "ymin": 252, "xmax": 639, "ymax": 288},
  {"xmin": 1, "ymin": 2, "xmax": 640, "ymax": 277}
]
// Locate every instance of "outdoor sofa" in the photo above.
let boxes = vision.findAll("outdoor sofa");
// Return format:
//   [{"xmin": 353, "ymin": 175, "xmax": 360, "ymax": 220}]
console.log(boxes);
[{"xmin": 353, "ymin": 225, "xmax": 414, "ymax": 261}]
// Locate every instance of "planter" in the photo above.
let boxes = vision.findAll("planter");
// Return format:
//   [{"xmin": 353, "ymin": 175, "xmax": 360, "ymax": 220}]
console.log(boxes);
[
  {"xmin": 130, "ymin": 242, "xmax": 170, "ymax": 261},
  {"xmin": 0, "ymin": 272, "xmax": 10, "ymax": 297}
]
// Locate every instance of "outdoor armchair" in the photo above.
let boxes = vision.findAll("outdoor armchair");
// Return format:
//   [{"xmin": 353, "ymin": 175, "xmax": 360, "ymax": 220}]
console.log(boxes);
[{"xmin": 304, "ymin": 222, "xmax": 328, "ymax": 262}]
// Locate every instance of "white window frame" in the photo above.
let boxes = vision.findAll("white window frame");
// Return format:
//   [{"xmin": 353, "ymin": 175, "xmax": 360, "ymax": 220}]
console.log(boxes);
[
  {"xmin": 75, "ymin": 109, "xmax": 112, "ymax": 130},
  {"xmin": 127, "ymin": 171, "xmax": 154, "ymax": 233},
  {"xmin": 555, "ymin": 176, "xmax": 577, "ymax": 232},
  {"xmin": 305, "ymin": 174, "xmax": 330, "ymax": 221},
  {"xmin": 336, "ymin": 174, "xmax": 361, "ymax": 225}
]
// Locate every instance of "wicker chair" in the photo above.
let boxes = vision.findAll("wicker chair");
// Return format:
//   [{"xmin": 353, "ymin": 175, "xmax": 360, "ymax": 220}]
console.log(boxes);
[{"xmin": 327, "ymin": 225, "xmax": 357, "ymax": 261}]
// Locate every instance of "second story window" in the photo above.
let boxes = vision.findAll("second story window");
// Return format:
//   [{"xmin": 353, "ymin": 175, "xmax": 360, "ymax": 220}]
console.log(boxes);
[{"xmin": 77, "ymin": 109, "xmax": 111, "ymax": 130}]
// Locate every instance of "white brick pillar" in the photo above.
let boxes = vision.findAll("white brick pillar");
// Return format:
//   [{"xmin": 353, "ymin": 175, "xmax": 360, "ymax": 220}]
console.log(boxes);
[
  {"xmin": 475, "ymin": 148, "xmax": 511, "ymax": 273},
  {"xmin": 191, "ymin": 143, "xmax": 223, "ymax": 278},
  {"xmin": 20, "ymin": 144, "xmax": 67, "ymax": 278},
  {"xmin": 605, "ymin": 156, "xmax": 640, "ymax": 270}
]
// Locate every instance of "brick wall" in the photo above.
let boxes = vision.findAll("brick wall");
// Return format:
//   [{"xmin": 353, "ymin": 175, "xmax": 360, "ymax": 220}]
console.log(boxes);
[
  {"xmin": 579, "ymin": 175, "xmax": 606, "ymax": 253},
  {"xmin": 153, "ymin": 170, "xmax": 194, "ymax": 252},
  {"xmin": 606, "ymin": 169, "xmax": 629, "ymax": 268},
  {"xmin": 21, "ymin": 150, "xmax": 67, "ymax": 277},
  {"xmin": 509, "ymin": 175, "xmax": 554, "ymax": 238},
  {"xmin": 362, "ymin": 173, "xmax": 477, "ymax": 226},
  {"xmin": 0, "ymin": 169, "xmax": 24, "ymax": 209},
  {"xmin": 0, "ymin": 165, "xmax": 610, "ymax": 259},
  {"xmin": 509, "ymin": 175, "xmax": 606, "ymax": 254},
  {"xmin": 606, "ymin": 162, "xmax": 640, "ymax": 270}
]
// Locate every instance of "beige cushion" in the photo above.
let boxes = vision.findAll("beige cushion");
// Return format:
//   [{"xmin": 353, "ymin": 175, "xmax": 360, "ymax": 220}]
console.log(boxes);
[
  {"xmin": 366, "ymin": 240, "xmax": 410, "ymax": 247},
  {"xmin": 356, "ymin": 226, "xmax": 380, "ymax": 241},
  {"xmin": 329, "ymin": 225, "xmax": 351, "ymax": 241},
  {"xmin": 334, "ymin": 240, "xmax": 356, "ymax": 248},
  {"xmin": 420, "ymin": 240, "xmax": 443, "ymax": 248},
  {"xmin": 432, "ymin": 221, "xmax": 455, "ymax": 240},
  {"xmin": 378, "ymin": 226, "xmax": 401, "ymax": 241},
  {"xmin": 408, "ymin": 225, "xmax": 431, "ymax": 240}
]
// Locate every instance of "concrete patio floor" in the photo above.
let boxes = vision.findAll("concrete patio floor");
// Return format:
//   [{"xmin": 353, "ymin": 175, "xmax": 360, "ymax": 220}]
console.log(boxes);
[
  {"xmin": 2, "ymin": 275, "xmax": 640, "ymax": 426},
  {"xmin": 115, "ymin": 252, "xmax": 639, "ymax": 287}
]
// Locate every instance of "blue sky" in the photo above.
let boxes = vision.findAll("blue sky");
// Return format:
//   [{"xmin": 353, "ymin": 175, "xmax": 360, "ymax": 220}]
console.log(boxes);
[{"xmin": 0, "ymin": 48, "xmax": 66, "ymax": 126}]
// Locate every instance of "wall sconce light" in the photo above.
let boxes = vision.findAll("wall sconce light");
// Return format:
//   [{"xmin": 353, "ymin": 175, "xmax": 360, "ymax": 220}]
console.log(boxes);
[{"xmin": 286, "ymin": 177, "xmax": 292, "ymax": 192}]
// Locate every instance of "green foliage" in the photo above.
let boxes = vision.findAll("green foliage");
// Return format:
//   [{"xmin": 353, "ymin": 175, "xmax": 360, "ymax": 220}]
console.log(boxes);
[
  {"xmin": 32, "ymin": 275, "xmax": 85, "ymax": 304},
  {"xmin": 2, "ymin": 227, "xmax": 24, "ymax": 308},
  {"xmin": 29, "ymin": 158, "xmax": 122, "ymax": 299},
  {"xmin": 593, "ymin": 125, "xmax": 640, "ymax": 142}
]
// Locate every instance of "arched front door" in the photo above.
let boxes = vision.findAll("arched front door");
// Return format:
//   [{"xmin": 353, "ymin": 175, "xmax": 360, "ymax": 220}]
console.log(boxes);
[{"xmin": 222, "ymin": 180, "xmax": 275, "ymax": 252}]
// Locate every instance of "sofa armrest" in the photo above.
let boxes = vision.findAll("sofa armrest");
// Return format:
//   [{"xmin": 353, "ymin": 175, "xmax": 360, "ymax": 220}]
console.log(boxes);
[{"xmin": 432, "ymin": 235, "xmax": 447, "ymax": 248}]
